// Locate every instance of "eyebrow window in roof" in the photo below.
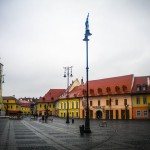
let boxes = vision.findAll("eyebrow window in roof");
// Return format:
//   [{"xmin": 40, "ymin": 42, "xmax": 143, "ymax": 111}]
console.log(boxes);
[
  {"xmin": 136, "ymin": 85, "xmax": 141, "ymax": 91},
  {"xmin": 142, "ymin": 84, "xmax": 147, "ymax": 91}
]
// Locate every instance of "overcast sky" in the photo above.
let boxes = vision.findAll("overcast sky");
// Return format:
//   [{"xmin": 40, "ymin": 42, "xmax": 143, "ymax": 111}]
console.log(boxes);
[{"xmin": 0, "ymin": 0, "xmax": 150, "ymax": 98}]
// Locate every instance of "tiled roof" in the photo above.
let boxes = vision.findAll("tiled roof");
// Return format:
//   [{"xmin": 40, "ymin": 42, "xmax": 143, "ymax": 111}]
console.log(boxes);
[
  {"xmin": 132, "ymin": 76, "xmax": 150, "ymax": 93},
  {"xmin": 38, "ymin": 89, "xmax": 66, "ymax": 103},
  {"xmin": 59, "ymin": 85, "xmax": 85, "ymax": 99},
  {"xmin": 3, "ymin": 96, "xmax": 17, "ymax": 100},
  {"xmin": 60, "ymin": 74, "xmax": 134, "ymax": 98},
  {"xmin": 19, "ymin": 100, "xmax": 32, "ymax": 106},
  {"xmin": 86, "ymin": 74, "xmax": 134, "ymax": 95}
]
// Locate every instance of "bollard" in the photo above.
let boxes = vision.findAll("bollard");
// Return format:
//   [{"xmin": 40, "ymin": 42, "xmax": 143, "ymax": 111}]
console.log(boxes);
[
  {"xmin": 79, "ymin": 125, "xmax": 84, "ymax": 135},
  {"xmin": 72, "ymin": 118, "xmax": 74, "ymax": 124}
]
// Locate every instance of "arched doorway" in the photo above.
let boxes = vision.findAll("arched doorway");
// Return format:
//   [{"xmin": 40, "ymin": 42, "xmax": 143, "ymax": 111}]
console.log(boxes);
[{"xmin": 96, "ymin": 110, "xmax": 102, "ymax": 119}]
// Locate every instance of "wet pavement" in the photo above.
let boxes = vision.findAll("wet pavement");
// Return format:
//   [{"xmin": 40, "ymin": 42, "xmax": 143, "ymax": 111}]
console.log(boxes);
[{"xmin": 0, "ymin": 117, "xmax": 150, "ymax": 150}]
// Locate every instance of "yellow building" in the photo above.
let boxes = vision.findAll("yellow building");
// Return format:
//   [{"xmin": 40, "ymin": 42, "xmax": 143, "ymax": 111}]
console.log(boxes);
[
  {"xmin": 3, "ymin": 96, "xmax": 21, "ymax": 116},
  {"xmin": 58, "ymin": 79, "xmax": 81, "ymax": 118},
  {"xmin": 37, "ymin": 89, "xmax": 65, "ymax": 116},
  {"xmin": 131, "ymin": 76, "xmax": 150, "ymax": 119},
  {"xmin": 19, "ymin": 100, "xmax": 32, "ymax": 115},
  {"xmin": 58, "ymin": 98, "xmax": 80, "ymax": 118}
]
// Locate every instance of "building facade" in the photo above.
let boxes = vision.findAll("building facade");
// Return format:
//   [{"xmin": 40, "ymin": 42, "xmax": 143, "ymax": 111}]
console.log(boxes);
[
  {"xmin": 37, "ymin": 89, "xmax": 65, "ymax": 116},
  {"xmin": 132, "ymin": 76, "xmax": 150, "ymax": 119},
  {"xmin": 79, "ymin": 75, "xmax": 133, "ymax": 119},
  {"xmin": 3, "ymin": 96, "xmax": 21, "ymax": 116}
]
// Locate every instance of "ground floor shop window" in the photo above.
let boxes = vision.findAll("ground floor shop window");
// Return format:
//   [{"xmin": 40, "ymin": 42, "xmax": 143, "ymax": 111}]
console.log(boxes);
[
  {"xmin": 143, "ymin": 110, "xmax": 148, "ymax": 116},
  {"xmin": 136, "ymin": 110, "xmax": 141, "ymax": 117}
]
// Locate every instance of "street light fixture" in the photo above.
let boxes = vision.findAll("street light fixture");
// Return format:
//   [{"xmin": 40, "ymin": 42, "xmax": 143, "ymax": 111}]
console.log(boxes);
[
  {"xmin": 63, "ymin": 66, "xmax": 73, "ymax": 123},
  {"xmin": 83, "ymin": 13, "xmax": 92, "ymax": 133}
]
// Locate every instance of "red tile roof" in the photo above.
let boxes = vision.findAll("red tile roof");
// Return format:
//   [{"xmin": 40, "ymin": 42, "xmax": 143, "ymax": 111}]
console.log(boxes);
[
  {"xmin": 86, "ymin": 74, "xmax": 134, "ymax": 95},
  {"xmin": 19, "ymin": 100, "xmax": 32, "ymax": 106},
  {"xmin": 60, "ymin": 74, "xmax": 134, "ymax": 98},
  {"xmin": 38, "ymin": 89, "xmax": 66, "ymax": 103},
  {"xmin": 132, "ymin": 76, "xmax": 150, "ymax": 93},
  {"xmin": 60, "ymin": 85, "xmax": 85, "ymax": 99}
]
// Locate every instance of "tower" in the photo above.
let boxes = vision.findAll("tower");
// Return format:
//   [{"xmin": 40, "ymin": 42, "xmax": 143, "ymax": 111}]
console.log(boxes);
[{"xmin": 0, "ymin": 62, "xmax": 4, "ymax": 116}]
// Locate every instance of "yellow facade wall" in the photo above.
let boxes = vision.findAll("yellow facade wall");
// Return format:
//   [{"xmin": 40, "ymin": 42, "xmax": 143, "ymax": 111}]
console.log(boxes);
[
  {"xmin": 132, "ymin": 94, "xmax": 150, "ymax": 119},
  {"xmin": 3, "ymin": 99, "xmax": 21, "ymax": 112},
  {"xmin": 21, "ymin": 106, "xmax": 31, "ymax": 115},
  {"xmin": 58, "ymin": 98, "xmax": 80, "ymax": 118},
  {"xmin": 37, "ymin": 102, "xmax": 56, "ymax": 116}
]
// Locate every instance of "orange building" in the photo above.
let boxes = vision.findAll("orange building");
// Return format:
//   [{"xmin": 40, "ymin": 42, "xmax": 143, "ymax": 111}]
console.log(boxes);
[{"xmin": 79, "ymin": 74, "xmax": 134, "ymax": 119}]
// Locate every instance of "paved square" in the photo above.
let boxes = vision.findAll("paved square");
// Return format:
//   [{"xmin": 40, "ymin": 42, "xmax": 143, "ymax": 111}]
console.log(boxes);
[{"xmin": 0, "ymin": 117, "xmax": 150, "ymax": 150}]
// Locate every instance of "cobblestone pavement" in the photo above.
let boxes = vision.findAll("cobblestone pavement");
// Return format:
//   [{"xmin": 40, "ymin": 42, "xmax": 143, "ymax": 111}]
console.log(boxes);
[{"xmin": 0, "ymin": 117, "xmax": 150, "ymax": 150}]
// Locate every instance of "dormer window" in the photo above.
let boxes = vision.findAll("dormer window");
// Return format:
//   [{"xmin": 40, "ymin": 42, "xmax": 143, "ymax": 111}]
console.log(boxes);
[
  {"xmin": 136, "ymin": 85, "xmax": 141, "ymax": 91},
  {"xmin": 142, "ymin": 84, "xmax": 147, "ymax": 91}
]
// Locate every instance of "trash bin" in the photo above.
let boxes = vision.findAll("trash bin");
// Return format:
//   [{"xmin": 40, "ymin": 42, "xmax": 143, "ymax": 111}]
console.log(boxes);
[{"xmin": 79, "ymin": 125, "xmax": 84, "ymax": 135}]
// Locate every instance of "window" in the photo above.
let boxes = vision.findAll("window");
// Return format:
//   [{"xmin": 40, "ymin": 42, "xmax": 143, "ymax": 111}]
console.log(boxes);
[
  {"xmin": 106, "ymin": 100, "xmax": 109, "ymax": 106},
  {"xmin": 64, "ymin": 103, "xmax": 66, "ymax": 109},
  {"xmin": 143, "ymin": 97, "xmax": 147, "ymax": 104},
  {"xmin": 53, "ymin": 104, "xmax": 55, "ymax": 108},
  {"xmin": 61, "ymin": 103, "xmax": 63, "ymax": 109},
  {"xmin": 136, "ymin": 110, "xmax": 141, "ymax": 117},
  {"xmin": 142, "ymin": 84, "xmax": 147, "ymax": 91},
  {"xmin": 72, "ymin": 102, "xmax": 74, "ymax": 109},
  {"xmin": 136, "ymin": 97, "xmax": 140, "ymax": 104},
  {"xmin": 136, "ymin": 85, "xmax": 141, "ymax": 91},
  {"xmin": 115, "ymin": 99, "xmax": 118, "ymax": 105},
  {"xmin": 124, "ymin": 99, "xmax": 127, "ymax": 106},
  {"xmin": 90, "ymin": 101, "xmax": 92, "ymax": 106},
  {"xmin": 49, "ymin": 104, "xmax": 51, "ymax": 108},
  {"xmin": 98, "ymin": 100, "xmax": 100, "ymax": 106},
  {"xmin": 7, "ymin": 100, "xmax": 9, "ymax": 103},
  {"xmin": 40, "ymin": 104, "xmax": 41, "ymax": 108},
  {"xmin": 11, "ymin": 105, "xmax": 12, "ymax": 109},
  {"xmin": 76, "ymin": 102, "xmax": 78, "ymax": 109},
  {"xmin": 143, "ymin": 110, "xmax": 148, "ymax": 116}
]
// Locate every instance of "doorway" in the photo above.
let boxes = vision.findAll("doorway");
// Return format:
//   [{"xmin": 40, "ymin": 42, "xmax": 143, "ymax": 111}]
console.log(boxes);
[{"xmin": 96, "ymin": 110, "xmax": 102, "ymax": 119}]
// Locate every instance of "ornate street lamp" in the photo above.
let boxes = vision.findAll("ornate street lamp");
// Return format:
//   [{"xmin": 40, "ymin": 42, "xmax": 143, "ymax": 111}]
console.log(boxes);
[
  {"xmin": 63, "ymin": 66, "xmax": 73, "ymax": 123},
  {"xmin": 83, "ymin": 13, "xmax": 92, "ymax": 133}
]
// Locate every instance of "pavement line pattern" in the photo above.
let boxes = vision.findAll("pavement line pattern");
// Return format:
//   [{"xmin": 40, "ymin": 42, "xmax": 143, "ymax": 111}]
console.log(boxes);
[
  {"xmin": 22, "ymin": 120, "xmax": 81, "ymax": 150},
  {"xmin": 34, "ymin": 120, "xmax": 80, "ymax": 136}
]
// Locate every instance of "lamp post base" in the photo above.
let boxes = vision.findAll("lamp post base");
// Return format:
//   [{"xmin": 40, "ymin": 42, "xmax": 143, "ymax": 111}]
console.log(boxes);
[
  {"xmin": 66, "ymin": 112, "xmax": 70, "ymax": 124},
  {"xmin": 84, "ymin": 128, "xmax": 91, "ymax": 133},
  {"xmin": 66, "ymin": 120, "xmax": 70, "ymax": 124}
]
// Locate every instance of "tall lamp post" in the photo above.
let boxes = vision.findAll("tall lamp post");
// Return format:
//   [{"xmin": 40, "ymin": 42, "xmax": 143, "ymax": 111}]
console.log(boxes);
[
  {"xmin": 83, "ymin": 13, "xmax": 92, "ymax": 133},
  {"xmin": 63, "ymin": 66, "xmax": 73, "ymax": 123}
]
